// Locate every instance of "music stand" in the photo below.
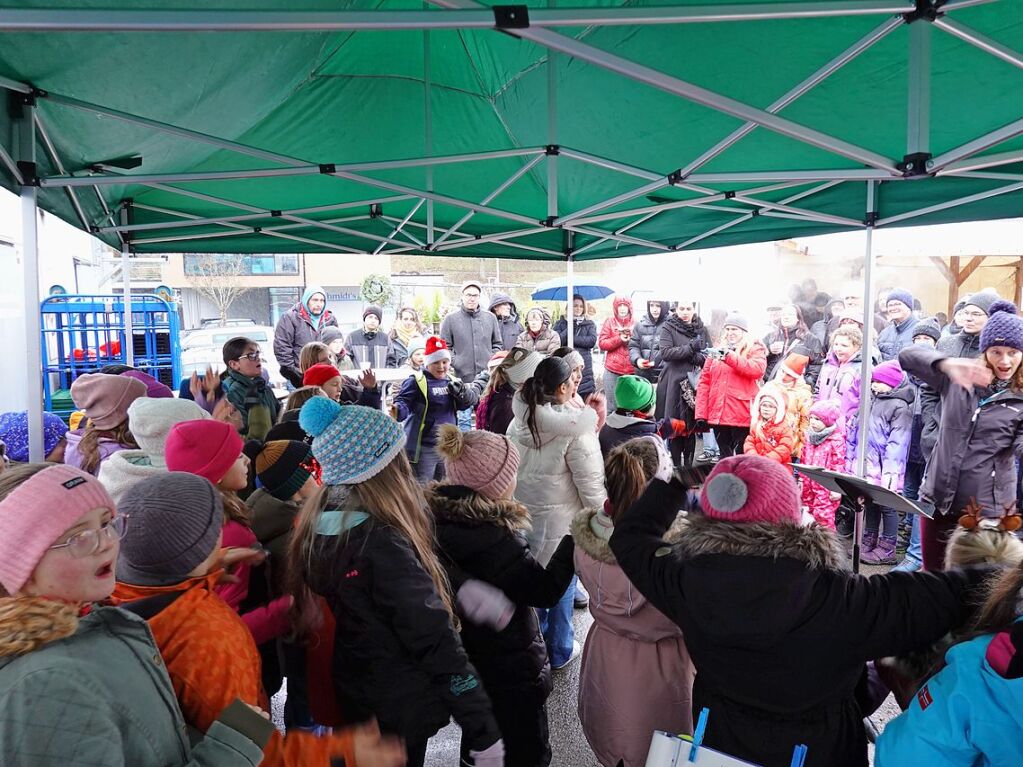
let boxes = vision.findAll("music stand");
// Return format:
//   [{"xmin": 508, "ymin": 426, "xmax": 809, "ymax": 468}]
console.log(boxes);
[{"xmin": 793, "ymin": 464, "xmax": 931, "ymax": 574}]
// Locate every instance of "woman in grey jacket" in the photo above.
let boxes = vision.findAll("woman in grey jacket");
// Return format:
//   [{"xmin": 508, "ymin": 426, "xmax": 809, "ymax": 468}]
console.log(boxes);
[
  {"xmin": 0, "ymin": 463, "xmax": 271, "ymax": 767},
  {"xmin": 899, "ymin": 300, "xmax": 1023, "ymax": 571}
]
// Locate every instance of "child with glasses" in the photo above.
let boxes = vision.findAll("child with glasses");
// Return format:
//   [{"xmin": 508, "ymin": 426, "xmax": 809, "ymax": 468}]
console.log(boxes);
[
  {"xmin": 0, "ymin": 463, "xmax": 273, "ymax": 766},
  {"xmin": 222, "ymin": 336, "xmax": 280, "ymax": 441}
]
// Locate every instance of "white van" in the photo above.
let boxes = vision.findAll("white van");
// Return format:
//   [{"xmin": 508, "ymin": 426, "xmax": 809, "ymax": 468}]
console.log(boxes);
[{"xmin": 180, "ymin": 324, "xmax": 288, "ymax": 397}]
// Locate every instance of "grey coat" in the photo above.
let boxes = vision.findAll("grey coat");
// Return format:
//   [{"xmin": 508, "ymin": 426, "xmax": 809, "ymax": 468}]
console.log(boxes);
[
  {"xmin": 900, "ymin": 344, "xmax": 1023, "ymax": 517},
  {"xmin": 441, "ymin": 306, "xmax": 503, "ymax": 382},
  {"xmin": 489, "ymin": 293, "xmax": 524, "ymax": 351},
  {"xmin": 273, "ymin": 304, "xmax": 339, "ymax": 388},
  {"xmin": 0, "ymin": 603, "xmax": 266, "ymax": 767},
  {"xmin": 919, "ymin": 331, "xmax": 983, "ymax": 459}
]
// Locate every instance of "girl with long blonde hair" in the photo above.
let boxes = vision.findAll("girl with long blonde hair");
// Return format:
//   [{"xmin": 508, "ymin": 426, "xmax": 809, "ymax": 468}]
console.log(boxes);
[{"xmin": 289, "ymin": 399, "xmax": 502, "ymax": 767}]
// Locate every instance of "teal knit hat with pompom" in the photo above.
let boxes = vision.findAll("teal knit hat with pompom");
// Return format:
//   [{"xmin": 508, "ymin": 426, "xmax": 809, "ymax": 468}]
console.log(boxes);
[{"xmin": 299, "ymin": 399, "xmax": 405, "ymax": 485}]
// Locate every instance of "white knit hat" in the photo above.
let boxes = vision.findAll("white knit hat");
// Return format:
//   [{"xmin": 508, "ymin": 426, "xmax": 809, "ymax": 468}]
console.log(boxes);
[{"xmin": 127, "ymin": 397, "xmax": 210, "ymax": 468}]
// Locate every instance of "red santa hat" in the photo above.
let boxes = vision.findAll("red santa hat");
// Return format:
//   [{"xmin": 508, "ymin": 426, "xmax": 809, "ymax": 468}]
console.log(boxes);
[{"xmin": 424, "ymin": 335, "xmax": 452, "ymax": 366}]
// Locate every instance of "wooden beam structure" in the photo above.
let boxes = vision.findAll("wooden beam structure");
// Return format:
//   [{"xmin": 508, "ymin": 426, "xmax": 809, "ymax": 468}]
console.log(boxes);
[
  {"xmin": 948, "ymin": 255, "xmax": 961, "ymax": 317},
  {"xmin": 1016, "ymin": 257, "xmax": 1023, "ymax": 306}
]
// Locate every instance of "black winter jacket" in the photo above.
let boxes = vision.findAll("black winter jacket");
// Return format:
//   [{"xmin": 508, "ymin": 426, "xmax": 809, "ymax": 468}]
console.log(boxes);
[
  {"xmin": 629, "ymin": 301, "xmax": 671, "ymax": 383},
  {"xmin": 306, "ymin": 497, "xmax": 500, "ymax": 749},
  {"xmin": 429, "ymin": 485, "xmax": 575, "ymax": 696},
  {"xmin": 762, "ymin": 326, "xmax": 824, "ymax": 386},
  {"xmin": 344, "ymin": 328, "xmax": 390, "ymax": 369},
  {"xmin": 611, "ymin": 479, "xmax": 985, "ymax": 767},
  {"xmin": 919, "ymin": 330, "xmax": 982, "ymax": 460},
  {"xmin": 655, "ymin": 315, "xmax": 710, "ymax": 421},
  {"xmin": 554, "ymin": 316, "xmax": 598, "ymax": 397}
]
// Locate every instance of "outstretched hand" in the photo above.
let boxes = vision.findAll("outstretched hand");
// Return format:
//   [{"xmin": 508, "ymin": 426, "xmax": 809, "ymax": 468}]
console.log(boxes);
[
  {"xmin": 213, "ymin": 547, "xmax": 267, "ymax": 585},
  {"xmin": 939, "ymin": 357, "xmax": 993, "ymax": 391},
  {"xmin": 359, "ymin": 368, "xmax": 377, "ymax": 390},
  {"xmin": 349, "ymin": 720, "xmax": 407, "ymax": 767}
]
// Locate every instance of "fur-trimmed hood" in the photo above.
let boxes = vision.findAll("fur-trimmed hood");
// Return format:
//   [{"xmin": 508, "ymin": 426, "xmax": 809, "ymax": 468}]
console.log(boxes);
[
  {"xmin": 427, "ymin": 483, "xmax": 531, "ymax": 532},
  {"xmin": 673, "ymin": 514, "xmax": 848, "ymax": 571},
  {"xmin": 573, "ymin": 507, "xmax": 686, "ymax": 565}
]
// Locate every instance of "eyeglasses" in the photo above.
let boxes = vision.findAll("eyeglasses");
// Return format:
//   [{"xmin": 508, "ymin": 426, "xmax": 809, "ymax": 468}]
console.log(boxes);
[
  {"xmin": 49, "ymin": 516, "xmax": 127, "ymax": 559},
  {"xmin": 463, "ymin": 292, "xmax": 480, "ymax": 299},
  {"xmin": 961, "ymin": 310, "xmax": 986, "ymax": 320},
  {"xmin": 236, "ymin": 351, "xmax": 263, "ymax": 362}
]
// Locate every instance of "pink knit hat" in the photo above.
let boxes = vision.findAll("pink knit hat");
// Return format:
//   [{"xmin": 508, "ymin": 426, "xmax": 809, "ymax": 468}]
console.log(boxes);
[
  {"xmin": 0, "ymin": 465, "xmax": 117, "ymax": 593},
  {"xmin": 809, "ymin": 399, "xmax": 843, "ymax": 429},
  {"xmin": 871, "ymin": 360, "xmax": 904, "ymax": 388},
  {"xmin": 70, "ymin": 372, "xmax": 147, "ymax": 430},
  {"xmin": 435, "ymin": 424, "xmax": 520, "ymax": 500},
  {"xmin": 164, "ymin": 419, "xmax": 243, "ymax": 485},
  {"xmin": 699, "ymin": 455, "xmax": 801, "ymax": 525}
]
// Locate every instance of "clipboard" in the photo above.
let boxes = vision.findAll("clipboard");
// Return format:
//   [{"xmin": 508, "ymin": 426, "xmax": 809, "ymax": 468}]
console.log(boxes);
[{"xmin": 645, "ymin": 708, "xmax": 808, "ymax": 767}]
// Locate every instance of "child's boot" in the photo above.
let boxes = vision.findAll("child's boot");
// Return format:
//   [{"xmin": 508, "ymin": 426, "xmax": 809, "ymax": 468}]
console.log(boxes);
[
  {"xmin": 860, "ymin": 530, "xmax": 878, "ymax": 554},
  {"xmin": 862, "ymin": 535, "xmax": 898, "ymax": 565}
]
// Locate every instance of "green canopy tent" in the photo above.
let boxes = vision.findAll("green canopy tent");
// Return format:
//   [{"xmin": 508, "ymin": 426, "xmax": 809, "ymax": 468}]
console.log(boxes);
[{"xmin": 1, "ymin": 0, "xmax": 1022, "ymax": 531}]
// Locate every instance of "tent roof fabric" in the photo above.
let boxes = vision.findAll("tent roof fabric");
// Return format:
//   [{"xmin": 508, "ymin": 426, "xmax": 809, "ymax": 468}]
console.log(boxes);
[{"xmin": 1, "ymin": 0, "xmax": 1022, "ymax": 260}]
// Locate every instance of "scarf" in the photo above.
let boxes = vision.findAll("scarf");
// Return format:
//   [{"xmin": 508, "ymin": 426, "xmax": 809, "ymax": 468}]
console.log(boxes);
[
  {"xmin": 806, "ymin": 423, "xmax": 837, "ymax": 446},
  {"xmin": 394, "ymin": 323, "xmax": 417, "ymax": 349}
]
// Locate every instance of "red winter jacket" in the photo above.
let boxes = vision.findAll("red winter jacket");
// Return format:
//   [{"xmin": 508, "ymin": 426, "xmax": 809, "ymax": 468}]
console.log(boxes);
[
  {"xmin": 695, "ymin": 342, "xmax": 768, "ymax": 427},
  {"xmin": 744, "ymin": 419, "xmax": 796, "ymax": 465},
  {"xmin": 598, "ymin": 297, "xmax": 635, "ymax": 376}
]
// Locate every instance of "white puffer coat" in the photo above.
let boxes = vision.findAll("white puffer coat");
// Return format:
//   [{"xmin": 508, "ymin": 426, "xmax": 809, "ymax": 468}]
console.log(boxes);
[{"xmin": 508, "ymin": 392, "xmax": 607, "ymax": 565}]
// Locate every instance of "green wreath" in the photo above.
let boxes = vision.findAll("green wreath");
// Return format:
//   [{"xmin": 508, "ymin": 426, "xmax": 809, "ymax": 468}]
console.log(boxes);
[{"xmin": 360, "ymin": 274, "xmax": 394, "ymax": 306}]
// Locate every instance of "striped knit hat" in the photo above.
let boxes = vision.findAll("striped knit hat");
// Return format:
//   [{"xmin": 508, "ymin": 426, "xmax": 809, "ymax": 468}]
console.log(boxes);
[
  {"xmin": 299, "ymin": 399, "xmax": 405, "ymax": 485},
  {"xmin": 255, "ymin": 440, "xmax": 316, "ymax": 500}
]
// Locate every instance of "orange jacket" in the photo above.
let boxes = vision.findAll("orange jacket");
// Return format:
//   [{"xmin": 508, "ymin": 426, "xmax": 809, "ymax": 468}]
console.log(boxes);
[
  {"xmin": 743, "ymin": 419, "xmax": 796, "ymax": 465},
  {"xmin": 114, "ymin": 573, "xmax": 355, "ymax": 767}
]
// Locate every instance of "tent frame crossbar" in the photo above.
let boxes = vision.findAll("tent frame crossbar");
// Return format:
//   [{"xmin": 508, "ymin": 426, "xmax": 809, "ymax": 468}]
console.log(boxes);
[
  {"xmin": 0, "ymin": 3, "xmax": 916, "ymax": 33},
  {"xmin": 3, "ymin": 0, "xmax": 1023, "ymax": 257}
]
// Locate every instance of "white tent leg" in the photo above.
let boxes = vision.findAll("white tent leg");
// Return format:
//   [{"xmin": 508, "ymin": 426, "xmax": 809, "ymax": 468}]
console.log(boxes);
[
  {"xmin": 18, "ymin": 100, "xmax": 44, "ymax": 461},
  {"xmin": 120, "ymin": 204, "xmax": 134, "ymax": 366},
  {"xmin": 566, "ymin": 256, "xmax": 575, "ymax": 349},
  {"xmin": 853, "ymin": 180, "xmax": 877, "ymax": 573}
]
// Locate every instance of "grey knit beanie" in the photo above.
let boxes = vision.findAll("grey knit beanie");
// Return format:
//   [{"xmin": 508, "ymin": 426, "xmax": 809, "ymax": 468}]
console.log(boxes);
[{"xmin": 115, "ymin": 472, "xmax": 224, "ymax": 586}]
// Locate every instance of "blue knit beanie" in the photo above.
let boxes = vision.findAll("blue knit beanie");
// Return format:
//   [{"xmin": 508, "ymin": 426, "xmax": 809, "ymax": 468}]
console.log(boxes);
[
  {"xmin": 980, "ymin": 300, "xmax": 1023, "ymax": 353},
  {"xmin": 299, "ymin": 400, "xmax": 405, "ymax": 485},
  {"xmin": 886, "ymin": 288, "xmax": 914, "ymax": 311},
  {"xmin": 0, "ymin": 411, "xmax": 67, "ymax": 461}
]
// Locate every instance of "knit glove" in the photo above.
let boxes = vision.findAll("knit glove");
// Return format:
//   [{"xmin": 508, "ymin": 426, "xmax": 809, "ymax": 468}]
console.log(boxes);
[
  {"xmin": 464, "ymin": 739, "xmax": 505, "ymax": 767},
  {"xmin": 456, "ymin": 579, "xmax": 514, "ymax": 631},
  {"xmin": 657, "ymin": 418, "xmax": 688, "ymax": 440},
  {"xmin": 448, "ymin": 379, "xmax": 467, "ymax": 400}
]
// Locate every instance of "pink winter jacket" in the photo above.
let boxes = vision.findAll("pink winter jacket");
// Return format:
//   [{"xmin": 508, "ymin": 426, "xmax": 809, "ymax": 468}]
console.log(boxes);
[
  {"xmin": 572, "ymin": 509, "xmax": 694, "ymax": 767},
  {"xmin": 216, "ymin": 519, "xmax": 292, "ymax": 645}
]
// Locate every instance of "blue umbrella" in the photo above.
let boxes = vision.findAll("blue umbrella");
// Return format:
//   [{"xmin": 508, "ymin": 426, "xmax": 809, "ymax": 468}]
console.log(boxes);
[{"xmin": 531, "ymin": 277, "xmax": 614, "ymax": 302}]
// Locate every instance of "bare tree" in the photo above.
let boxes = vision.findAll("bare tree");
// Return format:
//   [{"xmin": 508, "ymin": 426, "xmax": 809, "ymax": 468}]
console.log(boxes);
[{"xmin": 185, "ymin": 254, "xmax": 250, "ymax": 326}]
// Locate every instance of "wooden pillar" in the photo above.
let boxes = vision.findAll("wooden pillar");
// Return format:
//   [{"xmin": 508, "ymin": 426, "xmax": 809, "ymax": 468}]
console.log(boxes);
[
  {"xmin": 1015, "ymin": 257, "xmax": 1023, "ymax": 306},
  {"xmin": 947, "ymin": 255, "xmax": 960, "ymax": 317}
]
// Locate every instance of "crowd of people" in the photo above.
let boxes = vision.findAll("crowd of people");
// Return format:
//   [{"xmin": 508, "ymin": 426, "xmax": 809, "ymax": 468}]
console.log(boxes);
[{"xmin": 0, "ymin": 277, "xmax": 1022, "ymax": 767}]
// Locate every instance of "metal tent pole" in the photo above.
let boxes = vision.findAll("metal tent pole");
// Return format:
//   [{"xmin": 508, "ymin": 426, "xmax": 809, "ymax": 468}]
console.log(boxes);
[
  {"xmin": 424, "ymin": 25, "xmax": 435, "ymax": 246},
  {"xmin": 18, "ymin": 97, "xmax": 44, "ymax": 461},
  {"xmin": 120, "ymin": 203, "xmax": 135, "ymax": 367},
  {"xmin": 546, "ymin": 2, "xmax": 573, "ymax": 349},
  {"xmin": 853, "ymin": 180, "xmax": 877, "ymax": 574}
]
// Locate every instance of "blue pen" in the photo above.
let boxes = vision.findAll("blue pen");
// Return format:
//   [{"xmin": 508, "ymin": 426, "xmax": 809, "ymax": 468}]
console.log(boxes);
[
  {"xmin": 688, "ymin": 708, "xmax": 710, "ymax": 762},
  {"xmin": 789, "ymin": 744, "xmax": 808, "ymax": 767}
]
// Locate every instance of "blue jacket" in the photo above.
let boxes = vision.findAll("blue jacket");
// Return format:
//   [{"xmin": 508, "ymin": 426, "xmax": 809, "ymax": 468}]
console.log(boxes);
[
  {"xmin": 394, "ymin": 371, "xmax": 478, "ymax": 462},
  {"xmin": 877, "ymin": 316, "xmax": 920, "ymax": 361},
  {"xmin": 876, "ymin": 619, "xmax": 1023, "ymax": 767}
]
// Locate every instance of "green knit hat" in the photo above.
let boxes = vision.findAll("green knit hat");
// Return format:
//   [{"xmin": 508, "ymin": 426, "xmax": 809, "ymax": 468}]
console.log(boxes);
[{"xmin": 615, "ymin": 375, "xmax": 655, "ymax": 413}]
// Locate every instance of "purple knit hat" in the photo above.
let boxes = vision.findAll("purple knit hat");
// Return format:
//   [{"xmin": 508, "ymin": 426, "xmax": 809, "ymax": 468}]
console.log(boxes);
[
  {"xmin": 699, "ymin": 455, "xmax": 801, "ymax": 525},
  {"xmin": 121, "ymin": 370, "xmax": 174, "ymax": 399},
  {"xmin": 871, "ymin": 360, "xmax": 904, "ymax": 388},
  {"xmin": 980, "ymin": 300, "xmax": 1023, "ymax": 353}
]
